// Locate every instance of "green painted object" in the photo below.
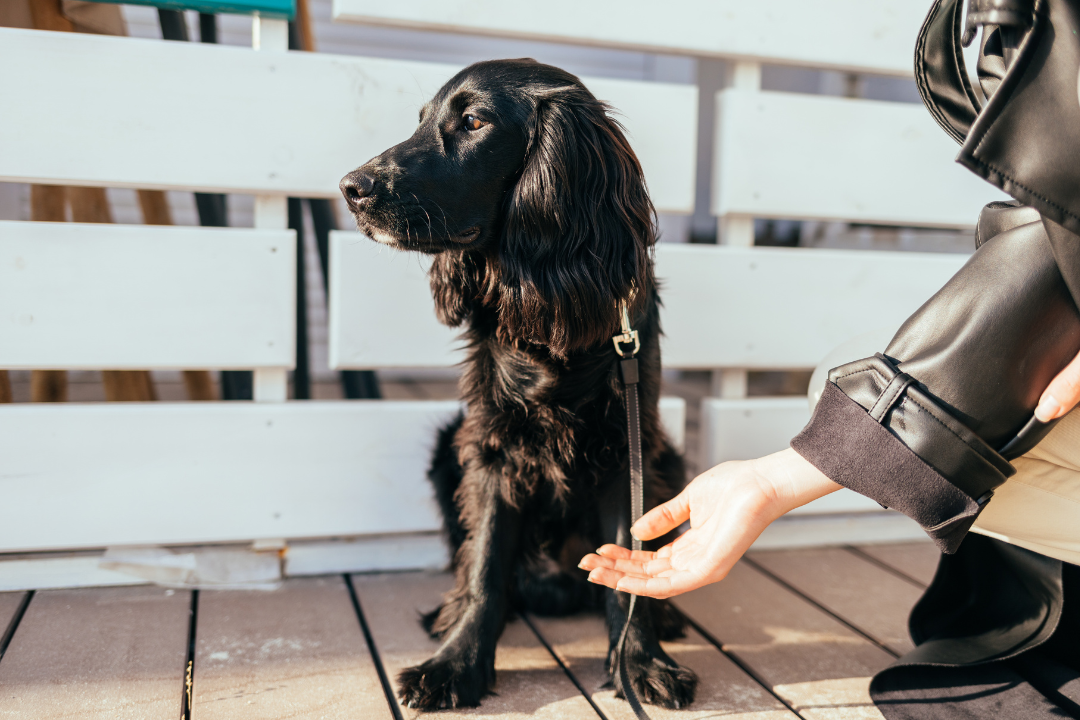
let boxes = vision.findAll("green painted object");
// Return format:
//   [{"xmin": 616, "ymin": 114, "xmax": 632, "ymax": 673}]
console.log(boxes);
[{"xmin": 87, "ymin": 0, "xmax": 295, "ymax": 20}]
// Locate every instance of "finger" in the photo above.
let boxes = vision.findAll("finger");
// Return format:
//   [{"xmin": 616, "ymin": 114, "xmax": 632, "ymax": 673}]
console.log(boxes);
[
  {"xmin": 595, "ymin": 545, "xmax": 656, "ymax": 562},
  {"xmin": 612, "ymin": 575, "xmax": 675, "ymax": 600},
  {"xmin": 615, "ymin": 568, "xmax": 714, "ymax": 599},
  {"xmin": 578, "ymin": 553, "xmax": 611, "ymax": 571},
  {"xmin": 579, "ymin": 554, "xmax": 651, "ymax": 577},
  {"xmin": 643, "ymin": 557, "xmax": 673, "ymax": 575},
  {"xmin": 632, "ymin": 490, "xmax": 690, "ymax": 541},
  {"xmin": 1037, "ymin": 350, "xmax": 1080, "ymax": 421},
  {"xmin": 586, "ymin": 566, "xmax": 627, "ymax": 590}
]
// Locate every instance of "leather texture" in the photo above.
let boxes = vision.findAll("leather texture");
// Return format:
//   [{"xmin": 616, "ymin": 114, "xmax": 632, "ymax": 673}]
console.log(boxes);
[
  {"xmin": 796, "ymin": 205, "xmax": 1080, "ymax": 551},
  {"xmin": 869, "ymin": 535, "xmax": 1072, "ymax": 719},
  {"xmin": 918, "ymin": 0, "xmax": 1080, "ymax": 235},
  {"xmin": 816, "ymin": 3, "xmax": 1080, "ymax": 711},
  {"xmin": 915, "ymin": 0, "xmax": 982, "ymax": 144}
]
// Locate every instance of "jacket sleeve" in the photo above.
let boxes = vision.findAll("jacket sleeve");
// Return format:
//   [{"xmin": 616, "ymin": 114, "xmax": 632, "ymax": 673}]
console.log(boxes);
[{"xmin": 792, "ymin": 206, "xmax": 1080, "ymax": 553}]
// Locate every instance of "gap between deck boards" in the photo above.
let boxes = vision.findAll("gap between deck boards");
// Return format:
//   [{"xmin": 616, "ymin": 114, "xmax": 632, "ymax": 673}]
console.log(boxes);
[{"xmin": 0, "ymin": 543, "xmax": 941, "ymax": 720}]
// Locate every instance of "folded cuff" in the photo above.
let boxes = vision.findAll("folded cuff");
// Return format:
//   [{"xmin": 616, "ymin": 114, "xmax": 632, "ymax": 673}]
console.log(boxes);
[{"xmin": 792, "ymin": 370, "xmax": 1011, "ymax": 553}]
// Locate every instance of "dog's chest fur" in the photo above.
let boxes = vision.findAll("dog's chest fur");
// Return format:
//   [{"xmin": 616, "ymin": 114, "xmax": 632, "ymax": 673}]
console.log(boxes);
[{"xmin": 455, "ymin": 322, "xmax": 634, "ymax": 504}]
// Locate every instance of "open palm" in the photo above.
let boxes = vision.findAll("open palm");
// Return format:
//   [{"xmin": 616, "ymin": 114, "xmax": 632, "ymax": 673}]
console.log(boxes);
[{"xmin": 579, "ymin": 449, "xmax": 839, "ymax": 599}]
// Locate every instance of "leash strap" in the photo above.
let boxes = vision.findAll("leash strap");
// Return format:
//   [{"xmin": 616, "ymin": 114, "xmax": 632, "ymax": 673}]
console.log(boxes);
[{"xmin": 613, "ymin": 301, "xmax": 650, "ymax": 720}]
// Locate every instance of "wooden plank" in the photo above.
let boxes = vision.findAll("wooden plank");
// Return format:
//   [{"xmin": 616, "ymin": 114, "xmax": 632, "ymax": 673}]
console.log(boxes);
[
  {"xmin": 657, "ymin": 245, "xmax": 967, "ymax": 369},
  {"xmin": 332, "ymin": 1, "xmax": 929, "ymax": 77},
  {"xmin": 285, "ymin": 534, "xmax": 449, "ymax": 577},
  {"xmin": 193, "ymin": 576, "xmax": 392, "ymax": 719},
  {"xmin": 0, "ymin": 401, "xmax": 459, "ymax": 552},
  {"xmin": 855, "ymin": 542, "xmax": 940, "ymax": 587},
  {"xmin": 328, "ymin": 233, "xmax": 460, "ymax": 369},
  {"xmin": 0, "ymin": 398, "xmax": 678, "ymax": 554},
  {"xmin": 331, "ymin": 239, "xmax": 966, "ymax": 371},
  {"xmin": 659, "ymin": 397, "xmax": 685, "ymax": 454},
  {"xmin": 0, "ymin": 555, "xmax": 147, "ymax": 593},
  {"xmin": 0, "ymin": 29, "xmax": 695, "ymax": 212},
  {"xmin": 0, "ymin": 585, "xmax": 190, "ymax": 718},
  {"xmin": 0, "ymin": 221, "xmax": 295, "ymax": 370},
  {"xmin": 752, "ymin": 513, "xmax": 927, "ymax": 550},
  {"xmin": 714, "ymin": 90, "xmax": 1008, "ymax": 229},
  {"xmin": 351, "ymin": 571, "xmax": 599, "ymax": 718},
  {"xmin": 529, "ymin": 612, "xmax": 795, "ymax": 719},
  {"xmin": 673, "ymin": 561, "xmax": 894, "ymax": 719},
  {"xmin": 749, "ymin": 547, "xmax": 924, "ymax": 656}
]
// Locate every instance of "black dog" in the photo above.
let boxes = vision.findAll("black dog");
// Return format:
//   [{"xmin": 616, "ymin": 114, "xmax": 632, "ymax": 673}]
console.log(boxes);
[{"xmin": 340, "ymin": 58, "xmax": 697, "ymax": 711}]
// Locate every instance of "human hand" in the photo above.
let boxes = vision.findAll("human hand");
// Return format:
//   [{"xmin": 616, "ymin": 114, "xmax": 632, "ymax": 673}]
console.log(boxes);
[
  {"xmin": 578, "ymin": 448, "xmax": 840, "ymax": 599},
  {"xmin": 1035, "ymin": 349, "xmax": 1080, "ymax": 421}
]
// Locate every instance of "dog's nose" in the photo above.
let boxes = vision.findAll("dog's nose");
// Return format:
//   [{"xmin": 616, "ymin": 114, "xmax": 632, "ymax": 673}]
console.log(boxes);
[{"xmin": 340, "ymin": 171, "xmax": 376, "ymax": 209}]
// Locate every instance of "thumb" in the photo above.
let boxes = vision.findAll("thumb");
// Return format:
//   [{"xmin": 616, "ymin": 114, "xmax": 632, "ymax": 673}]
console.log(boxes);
[
  {"xmin": 1036, "ymin": 349, "xmax": 1080, "ymax": 422},
  {"xmin": 632, "ymin": 490, "xmax": 690, "ymax": 541}
]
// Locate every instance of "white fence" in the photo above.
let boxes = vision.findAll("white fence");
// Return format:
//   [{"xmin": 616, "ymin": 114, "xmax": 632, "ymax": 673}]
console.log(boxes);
[{"xmin": 0, "ymin": 2, "xmax": 1002, "ymax": 587}]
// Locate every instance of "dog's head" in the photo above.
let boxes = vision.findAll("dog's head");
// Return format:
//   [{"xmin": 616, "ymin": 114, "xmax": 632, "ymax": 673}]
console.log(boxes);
[{"xmin": 341, "ymin": 58, "xmax": 655, "ymax": 357}]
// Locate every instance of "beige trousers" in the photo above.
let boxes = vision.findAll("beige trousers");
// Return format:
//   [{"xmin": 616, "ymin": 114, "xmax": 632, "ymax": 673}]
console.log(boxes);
[{"xmin": 972, "ymin": 408, "xmax": 1080, "ymax": 565}]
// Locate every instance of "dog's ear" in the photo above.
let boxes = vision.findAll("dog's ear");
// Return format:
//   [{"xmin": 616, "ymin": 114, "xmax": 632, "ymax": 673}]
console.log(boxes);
[
  {"xmin": 498, "ymin": 87, "xmax": 656, "ymax": 357},
  {"xmin": 429, "ymin": 250, "xmax": 485, "ymax": 327}
]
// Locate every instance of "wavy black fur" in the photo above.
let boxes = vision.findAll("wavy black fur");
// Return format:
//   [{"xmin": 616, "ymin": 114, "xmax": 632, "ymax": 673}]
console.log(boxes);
[{"xmin": 341, "ymin": 58, "xmax": 696, "ymax": 711}]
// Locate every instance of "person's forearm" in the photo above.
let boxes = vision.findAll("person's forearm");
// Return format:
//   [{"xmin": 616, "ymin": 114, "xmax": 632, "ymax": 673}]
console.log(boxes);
[
  {"xmin": 751, "ymin": 449, "xmax": 841, "ymax": 515},
  {"xmin": 793, "ymin": 208, "xmax": 1080, "ymax": 552}
]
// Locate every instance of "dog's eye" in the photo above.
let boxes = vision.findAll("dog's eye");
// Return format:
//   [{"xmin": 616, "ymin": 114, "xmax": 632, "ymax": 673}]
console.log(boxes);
[{"xmin": 463, "ymin": 114, "xmax": 486, "ymax": 131}]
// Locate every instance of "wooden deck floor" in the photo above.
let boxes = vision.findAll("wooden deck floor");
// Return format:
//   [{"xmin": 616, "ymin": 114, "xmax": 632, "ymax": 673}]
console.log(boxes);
[{"xmin": 0, "ymin": 542, "xmax": 939, "ymax": 719}]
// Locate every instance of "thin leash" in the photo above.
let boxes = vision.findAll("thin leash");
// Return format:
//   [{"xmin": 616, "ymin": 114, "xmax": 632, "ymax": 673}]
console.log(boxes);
[{"xmin": 612, "ymin": 299, "xmax": 651, "ymax": 720}]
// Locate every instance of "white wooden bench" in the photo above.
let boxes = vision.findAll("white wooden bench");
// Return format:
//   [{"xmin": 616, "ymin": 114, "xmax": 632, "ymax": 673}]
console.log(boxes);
[
  {"xmin": 0, "ymin": 21, "xmax": 693, "ymax": 586},
  {"xmin": 327, "ymin": 2, "xmax": 1004, "ymax": 539},
  {"xmin": 1, "ymin": 2, "xmax": 1007, "ymax": 587}
]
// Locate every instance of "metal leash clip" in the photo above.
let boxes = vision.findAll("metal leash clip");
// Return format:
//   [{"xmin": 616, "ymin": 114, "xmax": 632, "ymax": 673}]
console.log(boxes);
[{"xmin": 612, "ymin": 300, "xmax": 640, "ymax": 358}]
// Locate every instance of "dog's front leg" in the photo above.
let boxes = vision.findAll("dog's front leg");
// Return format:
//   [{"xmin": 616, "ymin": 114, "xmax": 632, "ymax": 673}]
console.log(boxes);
[
  {"xmin": 398, "ymin": 462, "xmax": 521, "ymax": 710},
  {"xmin": 599, "ymin": 478, "xmax": 698, "ymax": 709}
]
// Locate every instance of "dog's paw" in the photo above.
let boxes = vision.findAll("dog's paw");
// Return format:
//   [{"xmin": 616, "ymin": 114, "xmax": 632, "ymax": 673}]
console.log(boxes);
[
  {"xmin": 397, "ymin": 655, "xmax": 494, "ymax": 710},
  {"xmin": 613, "ymin": 654, "xmax": 698, "ymax": 710}
]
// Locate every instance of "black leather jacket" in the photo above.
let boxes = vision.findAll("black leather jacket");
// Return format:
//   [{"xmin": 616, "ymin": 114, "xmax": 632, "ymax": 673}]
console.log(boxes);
[{"xmin": 790, "ymin": 0, "xmax": 1080, "ymax": 681}]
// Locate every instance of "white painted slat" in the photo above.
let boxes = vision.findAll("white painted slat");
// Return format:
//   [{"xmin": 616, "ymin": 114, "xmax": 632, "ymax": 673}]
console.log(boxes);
[
  {"xmin": 752, "ymin": 512, "xmax": 926, "ymax": 549},
  {"xmin": 0, "ymin": 401, "xmax": 457, "ymax": 552},
  {"xmin": 656, "ymin": 244, "xmax": 966, "ymax": 369},
  {"xmin": 701, "ymin": 397, "xmax": 885, "ymax": 514},
  {"xmin": 0, "ymin": 28, "xmax": 695, "ymax": 212},
  {"xmin": 332, "ymin": 0, "xmax": 930, "ymax": 77},
  {"xmin": 659, "ymin": 396, "xmax": 686, "ymax": 454},
  {"xmin": 0, "ymin": 399, "xmax": 686, "ymax": 553},
  {"xmin": 0, "ymin": 221, "xmax": 295, "ymax": 369},
  {"xmin": 714, "ymin": 90, "xmax": 1008, "ymax": 228},
  {"xmin": 332, "ymin": 238, "xmax": 967, "ymax": 371},
  {"xmin": 0, "ymin": 554, "xmax": 148, "ymax": 593},
  {"xmin": 329, "ymin": 233, "xmax": 460, "ymax": 368}
]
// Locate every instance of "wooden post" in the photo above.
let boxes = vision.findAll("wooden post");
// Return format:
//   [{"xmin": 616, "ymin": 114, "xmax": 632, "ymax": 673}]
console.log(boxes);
[
  {"xmin": 137, "ymin": 189, "xmax": 172, "ymax": 227},
  {"xmin": 0, "ymin": 371, "xmax": 11, "ymax": 403},
  {"xmin": 251, "ymin": 18, "xmax": 291, "ymax": 403},
  {"xmin": 28, "ymin": 0, "xmax": 73, "ymax": 32},
  {"xmin": 28, "ymin": 185, "xmax": 68, "ymax": 401},
  {"xmin": 711, "ymin": 60, "xmax": 762, "ymax": 401}
]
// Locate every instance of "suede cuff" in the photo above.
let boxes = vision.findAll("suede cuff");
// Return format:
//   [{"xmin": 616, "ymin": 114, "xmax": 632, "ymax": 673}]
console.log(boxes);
[{"xmin": 792, "ymin": 381, "xmax": 989, "ymax": 553}]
